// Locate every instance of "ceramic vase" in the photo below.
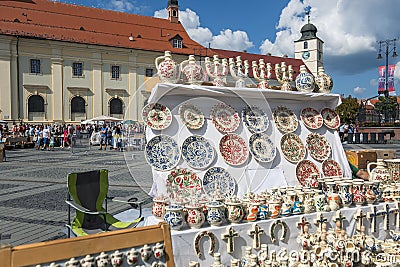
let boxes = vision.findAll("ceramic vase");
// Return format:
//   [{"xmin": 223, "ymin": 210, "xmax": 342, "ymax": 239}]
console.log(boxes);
[
  {"xmin": 315, "ymin": 66, "xmax": 333, "ymax": 93},
  {"xmin": 206, "ymin": 201, "xmax": 225, "ymax": 226},
  {"xmin": 327, "ymin": 193, "xmax": 341, "ymax": 211},
  {"xmin": 364, "ymin": 181, "xmax": 377, "ymax": 204},
  {"xmin": 314, "ymin": 194, "xmax": 330, "ymax": 212},
  {"xmin": 225, "ymin": 200, "xmax": 244, "ymax": 224},
  {"xmin": 295, "ymin": 65, "xmax": 315, "ymax": 92},
  {"xmin": 367, "ymin": 159, "xmax": 391, "ymax": 184},
  {"xmin": 155, "ymin": 51, "xmax": 179, "ymax": 83},
  {"xmin": 258, "ymin": 202, "xmax": 269, "ymax": 220},
  {"xmin": 180, "ymin": 55, "xmax": 204, "ymax": 85},
  {"xmin": 372, "ymin": 180, "xmax": 383, "ymax": 202},
  {"xmin": 186, "ymin": 204, "xmax": 205, "ymax": 229},
  {"xmin": 246, "ymin": 201, "xmax": 261, "ymax": 222},
  {"xmin": 338, "ymin": 182, "xmax": 353, "ymax": 208},
  {"xmin": 268, "ymin": 200, "xmax": 281, "ymax": 219},
  {"xmin": 292, "ymin": 191, "xmax": 305, "ymax": 215},
  {"xmin": 352, "ymin": 182, "xmax": 366, "ymax": 206},
  {"xmin": 303, "ymin": 190, "xmax": 316, "ymax": 213},
  {"xmin": 281, "ymin": 193, "xmax": 294, "ymax": 217},
  {"xmin": 164, "ymin": 205, "xmax": 184, "ymax": 230},
  {"xmin": 385, "ymin": 159, "xmax": 400, "ymax": 183},
  {"xmin": 152, "ymin": 197, "xmax": 168, "ymax": 219}
]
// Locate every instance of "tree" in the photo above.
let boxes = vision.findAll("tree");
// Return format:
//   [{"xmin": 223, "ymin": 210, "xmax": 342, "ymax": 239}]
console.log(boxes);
[
  {"xmin": 336, "ymin": 95, "xmax": 360, "ymax": 124},
  {"xmin": 374, "ymin": 96, "xmax": 398, "ymax": 122}
]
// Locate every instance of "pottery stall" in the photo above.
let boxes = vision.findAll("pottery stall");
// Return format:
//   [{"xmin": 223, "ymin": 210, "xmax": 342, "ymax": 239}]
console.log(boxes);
[{"xmin": 138, "ymin": 52, "xmax": 400, "ymax": 266}]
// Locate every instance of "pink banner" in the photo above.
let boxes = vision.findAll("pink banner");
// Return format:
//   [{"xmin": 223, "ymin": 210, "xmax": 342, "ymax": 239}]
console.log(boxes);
[
  {"xmin": 388, "ymin": 64, "xmax": 396, "ymax": 93},
  {"xmin": 378, "ymin": 66, "xmax": 386, "ymax": 93}
]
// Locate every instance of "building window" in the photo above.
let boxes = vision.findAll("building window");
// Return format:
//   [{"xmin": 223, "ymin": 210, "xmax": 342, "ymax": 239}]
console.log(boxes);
[
  {"xmin": 30, "ymin": 59, "xmax": 41, "ymax": 74},
  {"xmin": 172, "ymin": 10, "xmax": 178, "ymax": 17},
  {"xmin": 71, "ymin": 96, "xmax": 86, "ymax": 113},
  {"xmin": 303, "ymin": 41, "xmax": 308, "ymax": 49},
  {"xmin": 72, "ymin": 62, "xmax": 83, "ymax": 77},
  {"xmin": 111, "ymin": 65, "xmax": 120, "ymax": 79},
  {"xmin": 145, "ymin": 68, "xmax": 154, "ymax": 77},
  {"xmin": 173, "ymin": 39, "xmax": 182, "ymax": 48},
  {"xmin": 110, "ymin": 98, "xmax": 123, "ymax": 115},
  {"xmin": 318, "ymin": 52, "xmax": 322, "ymax": 60},
  {"xmin": 28, "ymin": 95, "xmax": 45, "ymax": 112}
]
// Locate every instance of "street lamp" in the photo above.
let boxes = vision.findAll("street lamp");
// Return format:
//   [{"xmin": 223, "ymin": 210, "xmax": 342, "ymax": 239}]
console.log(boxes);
[{"xmin": 377, "ymin": 38, "xmax": 398, "ymax": 97}]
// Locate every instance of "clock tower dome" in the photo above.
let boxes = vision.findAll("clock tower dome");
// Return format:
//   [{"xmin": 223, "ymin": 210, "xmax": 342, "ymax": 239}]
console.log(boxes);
[{"xmin": 294, "ymin": 13, "xmax": 323, "ymax": 77}]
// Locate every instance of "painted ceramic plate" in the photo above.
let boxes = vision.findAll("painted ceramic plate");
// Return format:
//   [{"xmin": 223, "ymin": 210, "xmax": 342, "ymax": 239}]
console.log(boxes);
[
  {"xmin": 166, "ymin": 168, "xmax": 202, "ymax": 199},
  {"xmin": 249, "ymin": 133, "xmax": 276, "ymax": 163},
  {"xmin": 273, "ymin": 106, "xmax": 298, "ymax": 133},
  {"xmin": 219, "ymin": 133, "xmax": 249, "ymax": 166},
  {"xmin": 181, "ymin": 135, "xmax": 215, "ymax": 170},
  {"xmin": 280, "ymin": 133, "xmax": 306, "ymax": 163},
  {"xmin": 144, "ymin": 135, "xmax": 180, "ymax": 171},
  {"xmin": 210, "ymin": 102, "xmax": 240, "ymax": 133},
  {"xmin": 300, "ymin": 107, "xmax": 323, "ymax": 130},
  {"xmin": 321, "ymin": 107, "xmax": 340, "ymax": 130},
  {"xmin": 203, "ymin": 167, "xmax": 236, "ymax": 197},
  {"xmin": 142, "ymin": 103, "xmax": 172, "ymax": 130},
  {"xmin": 296, "ymin": 160, "xmax": 321, "ymax": 186},
  {"xmin": 306, "ymin": 132, "xmax": 331, "ymax": 162},
  {"xmin": 322, "ymin": 159, "xmax": 343, "ymax": 178},
  {"xmin": 178, "ymin": 103, "xmax": 205, "ymax": 130},
  {"xmin": 241, "ymin": 106, "xmax": 269, "ymax": 133}
]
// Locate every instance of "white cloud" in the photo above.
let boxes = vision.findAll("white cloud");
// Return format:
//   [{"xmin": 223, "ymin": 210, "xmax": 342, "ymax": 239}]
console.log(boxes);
[
  {"xmin": 353, "ymin": 86, "xmax": 367, "ymax": 94},
  {"xmin": 370, "ymin": 79, "xmax": 378, "ymax": 86},
  {"xmin": 154, "ymin": 8, "xmax": 253, "ymax": 52}
]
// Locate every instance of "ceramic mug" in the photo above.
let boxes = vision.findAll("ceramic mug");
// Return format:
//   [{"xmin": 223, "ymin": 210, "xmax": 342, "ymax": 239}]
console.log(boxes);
[
  {"xmin": 126, "ymin": 248, "xmax": 139, "ymax": 265},
  {"xmin": 95, "ymin": 252, "xmax": 110, "ymax": 267},
  {"xmin": 110, "ymin": 250, "xmax": 123, "ymax": 267},
  {"xmin": 268, "ymin": 201, "xmax": 281, "ymax": 219},
  {"xmin": 65, "ymin": 258, "xmax": 79, "ymax": 267},
  {"xmin": 140, "ymin": 244, "xmax": 152, "ymax": 262},
  {"xmin": 80, "ymin": 255, "xmax": 95, "ymax": 267},
  {"xmin": 152, "ymin": 242, "xmax": 165, "ymax": 259}
]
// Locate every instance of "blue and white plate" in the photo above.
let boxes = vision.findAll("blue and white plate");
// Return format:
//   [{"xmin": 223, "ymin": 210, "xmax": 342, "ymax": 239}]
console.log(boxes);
[
  {"xmin": 181, "ymin": 135, "xmax": 215, "ymax": 170},
  {"xmin": 249, "ymin": 133, "xmax": 276, "ymax": 163},
  {"xmin": 145, "ymin": 135, "xmax": 180, "ymax": 171},
  {"xmin": 242, "ymin": 106, "xmax": 269, "ymax": 133},
  {"xmin": 203, "ymin": 167, "xmax": 236, "ymax": 197}
]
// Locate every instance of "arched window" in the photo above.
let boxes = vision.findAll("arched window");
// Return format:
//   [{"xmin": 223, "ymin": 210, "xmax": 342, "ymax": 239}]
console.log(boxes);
[
  {"xmin": 71, "ymin": 96, "xmax": 86, "ymax": 113},
  {"xmin": 110, "ymin": 98, "xmax": 123, "ymax": 115},
  {"xmin": 172, "ymin": 10, "xmax": 177, "ymax": 17},
  {"xmin": 28, "ymin": 95, "xmax": 44, "ymax": 112},
  {"xmin": 304, "ymin": 41, "xmax": 308, "ymax": 49}
]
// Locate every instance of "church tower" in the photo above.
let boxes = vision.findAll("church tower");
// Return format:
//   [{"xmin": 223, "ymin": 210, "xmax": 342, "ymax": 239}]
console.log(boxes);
[
  {"xmin": 294, "ymin": 13, "xmax": 323, "ymax": 77},
  {"xmin": 168, "ymin": 0, "xmax": 179, "ymax": 23}
]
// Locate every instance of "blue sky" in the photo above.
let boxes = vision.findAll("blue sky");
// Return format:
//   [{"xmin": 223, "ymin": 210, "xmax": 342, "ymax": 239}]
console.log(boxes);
[{"xmin": 55, "ymin": 0, "xmax": 400, "ymax": 99}]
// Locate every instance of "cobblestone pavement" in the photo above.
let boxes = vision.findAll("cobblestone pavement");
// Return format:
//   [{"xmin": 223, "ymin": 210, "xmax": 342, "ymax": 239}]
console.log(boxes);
[
  {"xmin": 0, "ymin": 140, "xmax": 153, "ymax": 246},
  {"xmin": 1, "ymin": 140, "xmax": 400, "ymax": 247}
]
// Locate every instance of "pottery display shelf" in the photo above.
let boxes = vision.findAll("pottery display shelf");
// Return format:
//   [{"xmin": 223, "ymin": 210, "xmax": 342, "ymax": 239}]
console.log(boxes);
[
  {"xmin": 143, "ymin": 202, "xmax": 397, "ymax": 266},
  {"xmin": 145, "ymin": 83, "xmax": 351, "ymax": 198}
]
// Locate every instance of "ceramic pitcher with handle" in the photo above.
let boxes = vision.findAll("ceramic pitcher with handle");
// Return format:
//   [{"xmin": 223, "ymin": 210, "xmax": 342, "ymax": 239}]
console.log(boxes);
[
  {"xmin": 367, "ymin": 159, "xmax": 391, "ymax": 183},
  {"xmin": 384, "ymin": 159, "xmax": 400, "ymax": 183}
]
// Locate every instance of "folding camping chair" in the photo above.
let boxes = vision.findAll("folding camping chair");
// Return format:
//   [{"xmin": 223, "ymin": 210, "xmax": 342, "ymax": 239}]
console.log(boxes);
[{"xmin": 66, "ymin": 169, "xmax": 143, "ymax": 237}]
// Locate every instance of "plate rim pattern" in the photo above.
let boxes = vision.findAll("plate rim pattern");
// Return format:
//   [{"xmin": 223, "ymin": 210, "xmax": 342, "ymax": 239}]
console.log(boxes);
[
  {"xmin": 248, "ymin": 132, "xmax": 276, "ymax": 163},
  {"xmin": 178, "ymin": 103, "xmax": 205, "ymax": 130},
  {"xmin": 219, "ymin": 133, "xmax": 249, "ymax": 166},
  {"xmin": 300, "ymin": 107, "xmax": 323, "ymax": 130},
  {"xmin": 144, "ymin": 134, "xmax": 180, "ymax": 171},
  {"xmin": 181, "ymin": 135, "xmax": 215, "ymax": 170},
  {"xmin": 280, "ymin": 133, "xmax": 306, "ymax": 163},
  {"xmin": 142, "ymin": 102, "xmax": 172, "ymax": 130}
]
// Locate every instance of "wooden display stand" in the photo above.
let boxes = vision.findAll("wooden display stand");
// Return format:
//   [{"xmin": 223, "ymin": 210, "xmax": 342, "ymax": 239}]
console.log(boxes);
[
  {"xmin": 345, "ymin": 150, "xmax": 377, "ymax": 169},
  {"xmin": 0, "ymin": 222, "xmax": 174, "ymax": 267}
]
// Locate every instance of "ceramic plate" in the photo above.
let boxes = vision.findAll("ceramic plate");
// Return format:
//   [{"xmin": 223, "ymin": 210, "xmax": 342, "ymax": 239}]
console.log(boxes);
[
  {"xmin": 178, "ymin": 103, "xmax": 205, "ymax": 130},
  {"xmin": 273, "ymin": 106, "xmax": 298, "ymax": 133},
  {"xmin": 203, "ymin": 167, "xmax": 236, "ymax": 197},
  {"xmin": 280, "ymin": 133, "xmax": 306, "ymax": 163},
  {"xmin": 296, "ymin": 160, "xmax": 321, "ymax": 186},
  {"xmin": 241, "ymin": 106, "xmax": 269, "ymax": 133},
  {"xmin": 166, "ymin": 168, "xmax": 202, "ymax": 199},
  {"xmin": 321, "ymin": 107, "xmax": 340, "ymax": 130},
  {"xmin": 144, "ymin": 135, "xmax": 180, "ymax": 171},
  {"xmin": 142, "ymin": 103, "xmax": 172, "ymax": 130},
  {"xmin": 306, "ymin": 132, "xmax": 331, "ymax": 162},
  {"xmin": 300, "ymin": 107, "xmax": 323, "ymax": 130},
  {"xmin": 249, "ymin": 133, "xmax": 276, "ymax": 163},
  {"xmin": 322, "ymin": 159, "xmax": 343, "ymax": 178},
  {"xmin": 181, "ymin": 135, "xmax": 215, "ymax": 170},
  {"xmin": 219, "ymin": 133, "xmax": 249, "ymax": 166},
  {"xmin": 210, "ymin": 102, "xmax": 240, "ymax": 133}
]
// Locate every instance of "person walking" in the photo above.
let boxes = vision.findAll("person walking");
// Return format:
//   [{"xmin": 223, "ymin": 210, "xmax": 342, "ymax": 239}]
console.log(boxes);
[{"xmin": 99, "ymin": 124, "xmax": 108, "ymax": 150}]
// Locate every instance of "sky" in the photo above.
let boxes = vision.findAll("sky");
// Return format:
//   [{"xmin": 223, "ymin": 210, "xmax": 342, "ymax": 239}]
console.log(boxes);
[{"xmin": 54, "ymin": 0, "xmax": 400, "ymax": 99}]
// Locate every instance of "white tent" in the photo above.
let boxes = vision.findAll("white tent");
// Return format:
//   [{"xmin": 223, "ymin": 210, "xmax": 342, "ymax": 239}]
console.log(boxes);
[
  {"xmin": 90, "ymin": 115, "xmax": 123, "ymax": 122},
  {"xmin": 0, "ymin": 120, "xmax": 7, "ymax": 123}
]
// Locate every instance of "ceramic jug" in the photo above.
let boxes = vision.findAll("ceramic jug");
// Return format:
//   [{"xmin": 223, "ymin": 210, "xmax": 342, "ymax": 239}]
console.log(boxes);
[
  {"xmin": 180, "ymin": 55, "xmax": 204, "ymax": 85},
  {"xmin": 185, "ymin": 203, "xmax": 205, "ymax": 229},
  {"xmin": 295, "ymin": 65, "xmax": 315, "ymax": 92},
  {"xmin": 315, "ymin": 66, "xmax": 333, "ymax": 94},
  {"xmin": 384, "ymin": 159, "xmax": 400, "ymax": 183},
  {"xmin": 206, "ymin": 201, "xmax": 225, "ymax": 226},
  {"xmin": 164, "ymin": 204, "xmax": 184, "ymax": 230},
  {"xmin": 225, "ymin": 198, "xmax": 244, "ymax": 224},
  {"xmin": 155, "ymin": 51, "xmax": 179, "ymax": 83},
  {"xmin": 367, "ymin": 159, "xmax": 391, "ymax": 183}
]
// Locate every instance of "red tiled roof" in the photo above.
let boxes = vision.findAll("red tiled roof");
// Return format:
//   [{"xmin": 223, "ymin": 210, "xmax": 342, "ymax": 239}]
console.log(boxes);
[
  {"xmin": 211, "ymin": 48, "xmax": 307, "ymax": 79},
  {"xmin": 0, "ymin": 0, "xmax": 205, "ymax": 54}
]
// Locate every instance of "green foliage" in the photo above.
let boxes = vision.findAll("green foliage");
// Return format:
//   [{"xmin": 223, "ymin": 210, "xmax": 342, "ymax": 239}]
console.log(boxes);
[
  {"xmin": 374, "ymin": 96, "xmax": 398, "ymax": 122},
  {"xmin": 336, "ymin": 95, "xmax": 360, "ymax": 124}
]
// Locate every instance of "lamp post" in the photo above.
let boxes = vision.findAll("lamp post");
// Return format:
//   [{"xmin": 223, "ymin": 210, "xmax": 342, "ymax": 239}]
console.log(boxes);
[{"xmin": 377, "ymin": 38, "xmax": 398, "ymax": 98}]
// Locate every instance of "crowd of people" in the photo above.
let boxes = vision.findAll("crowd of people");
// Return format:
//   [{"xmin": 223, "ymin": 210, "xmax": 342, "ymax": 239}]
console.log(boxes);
[{"xmin": 0, "ymin": 121, "xmax": 145, "ymax": 151}]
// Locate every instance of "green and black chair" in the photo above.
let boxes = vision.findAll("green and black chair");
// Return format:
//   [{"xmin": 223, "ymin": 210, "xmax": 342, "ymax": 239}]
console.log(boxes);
[{"xmin": 66, "ymin": 169, "xmax": 143, "ymax": 237}]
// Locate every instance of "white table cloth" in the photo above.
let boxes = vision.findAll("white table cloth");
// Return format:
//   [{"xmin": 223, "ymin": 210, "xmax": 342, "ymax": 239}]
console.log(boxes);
[{"xmin": 145, "ymin": 83, "xmax": 350, "ymax": 197}]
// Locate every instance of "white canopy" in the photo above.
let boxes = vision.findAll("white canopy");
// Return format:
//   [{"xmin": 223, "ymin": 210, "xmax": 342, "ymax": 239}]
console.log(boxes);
[
  {"xmin": 82, "ymin": 116, "xmax": 123, "ymax": 124},
  {"xmin": 0, "ymin": 120, "xmax": 7, "ymax": 123}
]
